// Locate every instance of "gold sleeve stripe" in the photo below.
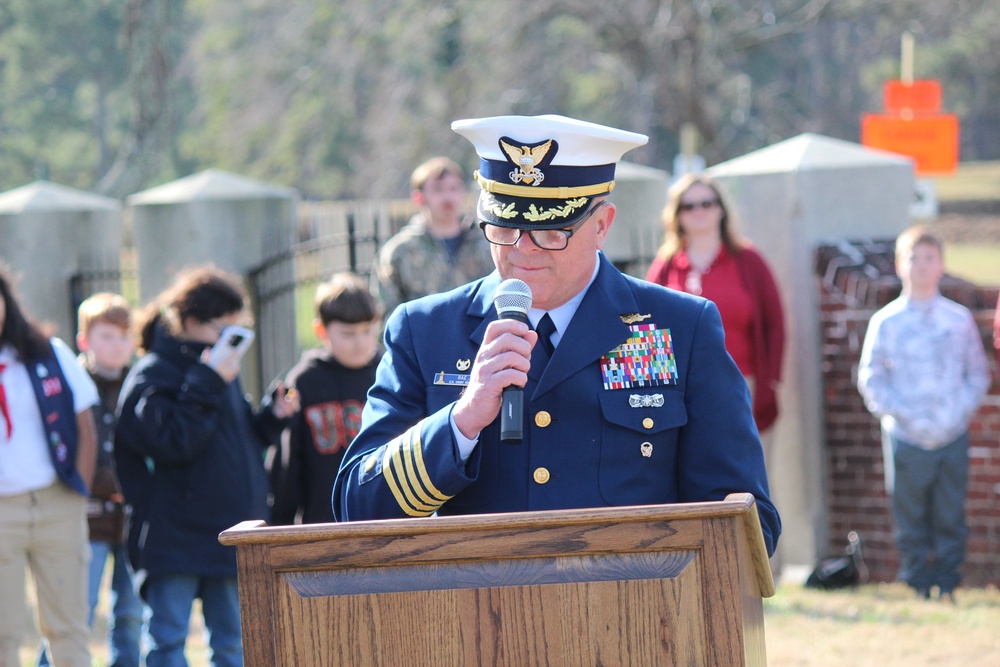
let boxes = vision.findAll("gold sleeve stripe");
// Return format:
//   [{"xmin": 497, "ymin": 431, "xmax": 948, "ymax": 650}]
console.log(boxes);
[
  {"xmin": 402, "ymin": 426, "xmax": 451, "ymax": 503},
  {"xmin": 398, "ymin": 439, "xmax": 442, "ymax": 508},
  {"xmin": 389, "ymin": 431, "xmax": 439, "ymax": 515},
  {"xmin": 474, "ymin": 171, "xmax": 615, "ymax": 199},
  {"xmin": 382, "ymin": 424, "xmax": 451, "ymax": 516},
  {"xmin": 380, "ymin": 440, "xmax": 424, "ymax": 516},
  {"xmin": 392, "ymin": 436, "xmax": 439, "ymax": 514}
]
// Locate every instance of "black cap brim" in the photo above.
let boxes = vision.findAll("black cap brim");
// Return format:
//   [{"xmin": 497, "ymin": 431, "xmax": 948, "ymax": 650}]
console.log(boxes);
[{"xmin": 477, "ymin": 191, "xmax": 598, "ymax": 229}]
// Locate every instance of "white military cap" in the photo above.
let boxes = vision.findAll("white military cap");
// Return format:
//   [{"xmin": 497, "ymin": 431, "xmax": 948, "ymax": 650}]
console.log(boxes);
[{"xmin": 452, "ymin": 114, "xmax": 648, "ymax": 229}]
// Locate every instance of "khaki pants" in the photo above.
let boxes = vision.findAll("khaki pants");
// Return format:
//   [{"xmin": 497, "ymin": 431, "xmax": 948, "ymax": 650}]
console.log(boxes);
[{"xmin": 0, "ymin": 483, "xmax": 91, "ymax": 667}]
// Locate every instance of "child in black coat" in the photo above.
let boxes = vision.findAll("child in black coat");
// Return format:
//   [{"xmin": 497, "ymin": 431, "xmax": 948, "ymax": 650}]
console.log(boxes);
[{"xmin": 269, "ymin": 272, "xmax": 382, "ymax": 524}]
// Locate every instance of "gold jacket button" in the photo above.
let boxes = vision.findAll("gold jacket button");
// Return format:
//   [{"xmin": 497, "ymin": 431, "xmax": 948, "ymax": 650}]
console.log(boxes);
[
  {"xmin": 533, "ymin": 467, "xmax": 551, "ymax": 484},
  {"xmin": 642, "ymin": 417, "xmax": 654, "ymax": 429},
  {"xmin": 534, "ymin": 411, "xmax": 552, "ymax": 428}
]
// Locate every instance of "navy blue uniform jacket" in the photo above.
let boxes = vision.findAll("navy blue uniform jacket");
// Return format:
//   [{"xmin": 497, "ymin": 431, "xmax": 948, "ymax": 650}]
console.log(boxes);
[{"xmin": 333, "ymin": 253, "xmax": 780, "ymax": 555}]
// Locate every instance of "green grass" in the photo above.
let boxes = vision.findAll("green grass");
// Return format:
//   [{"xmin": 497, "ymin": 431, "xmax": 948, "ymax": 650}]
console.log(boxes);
[
  {"xmin": 946, "ymin": 243, "xmax": 1000, "ymax": 286},
  {"xmin": 294, "ymin": 279, "xmax": 320, "ymax": 352},
  {"xmin": 765, "ymin": 582, "xmax": 1000, "ymax": 666},
  {"xmin": 932, "ymin": 161, "xmax": 1000, "ymax": 202}
]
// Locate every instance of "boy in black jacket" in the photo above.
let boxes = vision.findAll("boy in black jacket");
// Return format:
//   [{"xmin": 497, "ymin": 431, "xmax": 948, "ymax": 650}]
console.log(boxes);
[{"xmin": 269, "ymin": 272, "xmax": 382, "ymax": 524}]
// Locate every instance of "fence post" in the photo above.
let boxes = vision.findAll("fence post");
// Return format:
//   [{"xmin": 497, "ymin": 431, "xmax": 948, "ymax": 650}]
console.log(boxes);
[
  {"xmin": 0, "ymin": 181, "xmax": 123, "ymax": 344},
  {"xmin": 128, "ymin": 169, "xmax": 299, "ymax": 400},
  {"xmin": 709, "ymin": 133, "xmax": 914, "ymax": 577}
]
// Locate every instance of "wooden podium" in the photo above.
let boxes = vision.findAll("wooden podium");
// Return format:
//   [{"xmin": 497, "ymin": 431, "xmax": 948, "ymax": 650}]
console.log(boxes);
[{"xmin": 219, "ymin": 493, "xmax": 774, "ymax": 666}]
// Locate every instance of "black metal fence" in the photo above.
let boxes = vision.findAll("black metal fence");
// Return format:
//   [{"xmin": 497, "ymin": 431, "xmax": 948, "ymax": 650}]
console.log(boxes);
[
  {"xmin": 69, "ymin": 199, "xmax": 414, "ymax": 393},
  {"xmin": 68, "ymin": 247, "xmax": 140, "ymax": 345},
  {"xmin": 245, "ymin": 199, "xmax": 413, "ymax": 385}
]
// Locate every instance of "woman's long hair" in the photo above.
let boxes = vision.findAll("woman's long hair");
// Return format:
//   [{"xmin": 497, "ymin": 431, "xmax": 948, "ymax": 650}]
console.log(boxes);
[
  {"xmin": 657, "ymin": 173, "xmax": 745, "ymax": 259},
  {"xmin": 134, "ymin": 265, "xmax": 247, "ymax": 354},
  {"xmin": 0, "ymin": 265, "xmax": 53, "ymax": 362}
]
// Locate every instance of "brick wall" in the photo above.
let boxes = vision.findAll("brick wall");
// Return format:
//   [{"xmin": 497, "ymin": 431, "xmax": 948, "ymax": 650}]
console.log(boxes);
[{"xmin": 816, "ymin": 240, "xmax": 1000, "ymax": 586}]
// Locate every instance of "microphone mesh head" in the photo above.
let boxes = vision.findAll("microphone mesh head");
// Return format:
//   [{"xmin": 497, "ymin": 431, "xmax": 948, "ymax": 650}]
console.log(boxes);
[{"xmin": 493, "ymin": 278, "xmax": 532, "ymax": 317}]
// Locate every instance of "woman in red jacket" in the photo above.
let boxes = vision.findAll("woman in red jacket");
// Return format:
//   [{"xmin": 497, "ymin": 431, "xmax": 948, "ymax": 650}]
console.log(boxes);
[
  {"xmin": 646, "ymin": 173, "xmax": 785, "ymax": 457},
  {"xmin": 994, "ymin": 292, "xmax": 999, "ymax": 365}
]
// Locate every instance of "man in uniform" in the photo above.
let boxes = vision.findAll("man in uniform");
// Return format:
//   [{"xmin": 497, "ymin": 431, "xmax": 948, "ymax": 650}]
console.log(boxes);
[{"xmin": 334, "ymin": 114, "xmax": 780, "ymax": 556}]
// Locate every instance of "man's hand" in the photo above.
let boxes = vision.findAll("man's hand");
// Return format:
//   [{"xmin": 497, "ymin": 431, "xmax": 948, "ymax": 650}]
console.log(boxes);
[{"xmin": 452, "ymin": 319, "xmax": 538, "ymax": 439}]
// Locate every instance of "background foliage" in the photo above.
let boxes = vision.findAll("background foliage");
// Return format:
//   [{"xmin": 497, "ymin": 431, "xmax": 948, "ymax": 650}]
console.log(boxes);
[{"xmin": 1, "ymin": 0, "xmax": 997, "ymax": 199}]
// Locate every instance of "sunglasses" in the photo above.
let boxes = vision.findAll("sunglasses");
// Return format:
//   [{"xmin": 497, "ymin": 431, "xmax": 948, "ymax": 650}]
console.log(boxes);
[{"xmin": 678, "ymin": 199, "xmax": 720, "ymax": 212}]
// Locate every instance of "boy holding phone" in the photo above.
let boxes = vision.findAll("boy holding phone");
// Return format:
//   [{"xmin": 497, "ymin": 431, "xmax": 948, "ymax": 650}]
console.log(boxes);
[{"xmin": 269, "ymin": 272, "xmax": 382, "ymax": 525}]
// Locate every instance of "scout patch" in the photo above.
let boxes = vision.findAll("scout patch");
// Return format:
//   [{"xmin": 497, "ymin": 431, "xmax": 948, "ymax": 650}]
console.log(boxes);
[{"xmin": 600, "ymin": 324, "xmax": 678, "ymax": 390}]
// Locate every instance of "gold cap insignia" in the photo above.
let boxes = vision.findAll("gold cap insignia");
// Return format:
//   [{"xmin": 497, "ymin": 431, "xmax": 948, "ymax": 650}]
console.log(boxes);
[{"xmin": 500, "ymin": 138, "xmax": 553, "ymax": 186}]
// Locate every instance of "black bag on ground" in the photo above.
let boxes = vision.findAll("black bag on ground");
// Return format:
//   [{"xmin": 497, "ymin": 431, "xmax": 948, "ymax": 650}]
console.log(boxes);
[{"xmin": 805, "ymin": 530, "xmax": 868, "ymax": 589}]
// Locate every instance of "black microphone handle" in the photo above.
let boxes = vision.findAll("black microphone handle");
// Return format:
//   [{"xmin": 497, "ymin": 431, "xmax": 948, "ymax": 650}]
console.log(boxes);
[
  {"xmin": 499, "ymin": 310, "xmax": 529, "ymax": 325},
  {"xmin": 500, "ymin": 385, "xmax": 524, "ymax": 443},
  {"xmin": 497, "ymin": 308, "xmax": 529, "ymax": 443}
]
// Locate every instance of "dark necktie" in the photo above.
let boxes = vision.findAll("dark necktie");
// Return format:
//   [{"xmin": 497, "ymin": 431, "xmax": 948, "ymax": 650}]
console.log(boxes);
[
  {"xmin": 536, "ymin": 313, "xmax": 557, "ymax": 361},
  {"xmin": 0, "ymin": 363, "xmax": 11, "ymax": 439}
]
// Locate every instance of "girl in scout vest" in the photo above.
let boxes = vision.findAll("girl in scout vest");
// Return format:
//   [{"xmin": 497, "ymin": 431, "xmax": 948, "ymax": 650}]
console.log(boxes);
[{"xmin": 0, "ymin": 265, "xmax": 99, "ymax": 667}]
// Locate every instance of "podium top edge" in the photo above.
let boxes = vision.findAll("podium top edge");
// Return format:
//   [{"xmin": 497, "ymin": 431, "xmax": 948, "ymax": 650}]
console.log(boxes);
[{"xmin": 219, "ymin": 494, "xmax": 758, "ymax": 546}]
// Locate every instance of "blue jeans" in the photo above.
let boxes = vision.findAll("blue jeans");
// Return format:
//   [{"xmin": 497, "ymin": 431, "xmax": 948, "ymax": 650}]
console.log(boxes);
[
  {"xmin": 144, "ymin": 574, "xmax": 243, "ymax": 667},
  {"xmin": 39, "ymin": 540, "xmax": 143, "ymax": 667},
  {"xmin": 887, "ymin": 432, "xmax": 969, "ymax": 594},
  {"xmin": 92, "ymin": 541, "xmax": 144, "ymax": 667}
]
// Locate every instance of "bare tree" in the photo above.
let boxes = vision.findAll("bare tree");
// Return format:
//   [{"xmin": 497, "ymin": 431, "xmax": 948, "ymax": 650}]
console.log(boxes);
[{"xmin": 97, "ymin": 0, "xmax": 186, "ymax": 198}]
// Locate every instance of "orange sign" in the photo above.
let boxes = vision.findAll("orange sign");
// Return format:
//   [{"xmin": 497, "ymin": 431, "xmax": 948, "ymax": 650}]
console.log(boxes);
[
  {"xmin": 883, "ymin": 80, "xmax": 942, "ymax": 114},
  {"xmin": 861, "ymin": 113, "xmax": 959, "ymax": 175}
]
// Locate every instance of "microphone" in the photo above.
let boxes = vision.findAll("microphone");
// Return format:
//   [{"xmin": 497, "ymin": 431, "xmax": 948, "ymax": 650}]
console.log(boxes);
[{"xmin": 493, "ymin": 278, "xmax": 532, "ymax": 443}]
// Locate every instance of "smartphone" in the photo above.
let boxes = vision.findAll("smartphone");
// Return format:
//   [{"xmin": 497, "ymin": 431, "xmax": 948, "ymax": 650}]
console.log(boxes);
[{"xmin": 207, "ymin": 325, "xmax": 255, "ymax": 367}]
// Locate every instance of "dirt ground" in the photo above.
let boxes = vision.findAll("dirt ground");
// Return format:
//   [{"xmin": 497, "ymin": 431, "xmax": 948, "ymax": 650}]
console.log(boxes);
[{"xmin": 932, "ymin": 213, "xmax": 1000, "ymax": 243}]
